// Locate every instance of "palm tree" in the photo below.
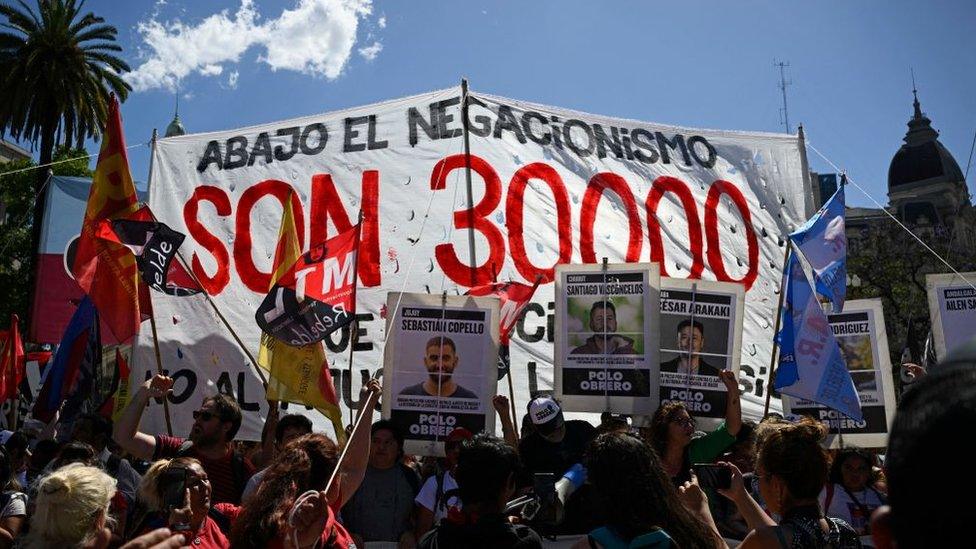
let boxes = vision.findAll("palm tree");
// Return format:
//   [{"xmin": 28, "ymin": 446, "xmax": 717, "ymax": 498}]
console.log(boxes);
[{"xmin": 0, "ymin": 0, "xmax": 130, "ymax": 327}]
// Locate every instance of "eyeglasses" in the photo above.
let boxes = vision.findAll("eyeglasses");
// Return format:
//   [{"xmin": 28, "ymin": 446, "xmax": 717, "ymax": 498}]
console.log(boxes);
[
  {"xmin": 672, "ymin": 417, "xmax": 696, "ymax": 428},
  {"xmin": 843, "ymin": 463, "xmax": 871, "ymax": 473},
  {"xmin": 192, "ymin": 410, "xmax": 217, "ymax": 421}
]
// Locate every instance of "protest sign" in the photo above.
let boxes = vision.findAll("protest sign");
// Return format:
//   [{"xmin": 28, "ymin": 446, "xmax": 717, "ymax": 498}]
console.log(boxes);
[
  {"xmin": 783, "ymin": 298, "xmax": 896, "ymax": 448},
  {"xmin": 135, "ymin": 86, "xmax": 810, "ymax": 439},
  {"xmin": 926, "ymin": 272, "xmax": 976, "ymax": 360},
  {"xmin": 554, "ymin": 263, "xmax": 659, "ymax": 415},
  {"xmin": 658, "ymin": 278, "xmax": 743, "ymax": 419},
  {"xmin": 382, "ymin": 292, "xmax": 499, "ymax": 456}
]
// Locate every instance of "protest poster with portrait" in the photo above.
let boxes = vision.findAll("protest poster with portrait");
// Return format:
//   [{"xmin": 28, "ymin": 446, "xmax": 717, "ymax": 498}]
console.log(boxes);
[
  {"xmin": 926, "ymin": 272, "xmax": 976, "ymax": 360},
  {"xmin": 783, "ymin": 298, "xmax": 896, "ymax": 448},
  {"xmin": 658, "ymin": 279, "xmax": 743, "ymax": 419},
  {"xmin": 554, "ymin": 263, "xmax": 660, "ymax": 415},
  {"xmin": 382, "ymin": 292, "xmax": 499, "ymax": 456}
]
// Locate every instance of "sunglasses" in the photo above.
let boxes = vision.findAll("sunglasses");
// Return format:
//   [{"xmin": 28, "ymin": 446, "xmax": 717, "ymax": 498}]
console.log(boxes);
[{"xmin": 192, "ymin": 410, "xmax": 218, "ymax": 421}]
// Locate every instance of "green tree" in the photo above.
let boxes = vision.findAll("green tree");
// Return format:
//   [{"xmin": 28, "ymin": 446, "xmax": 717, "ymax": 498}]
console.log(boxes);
[
  {"xmin": 0, "ymin": 0, "xmax": 130, "ymax": 337},
  {"xmin": 0, "ymin": 146, "xmax": 92, "ymax": 334},
  {"xmin": 847, "ymin": 216, "xmax": 976, "ymax": 395}
]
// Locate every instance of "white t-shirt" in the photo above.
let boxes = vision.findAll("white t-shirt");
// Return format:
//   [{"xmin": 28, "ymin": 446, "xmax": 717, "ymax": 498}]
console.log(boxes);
[
  {"xmin": 1, "ymin": 491, "xmax": 26, "ymax": 518},
  {"xmin": 820, "ymin": 483, "xmax": 885, "ymax": 535},
  {"xmin": 414, "ymin": 471, "xmax": 461, "ymax": 521}
]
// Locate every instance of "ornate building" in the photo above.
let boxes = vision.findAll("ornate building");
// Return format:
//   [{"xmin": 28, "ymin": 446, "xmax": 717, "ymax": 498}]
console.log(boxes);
[{"xmin": 845, "ymin": 90, "xmax": 973, "ymax": 245}]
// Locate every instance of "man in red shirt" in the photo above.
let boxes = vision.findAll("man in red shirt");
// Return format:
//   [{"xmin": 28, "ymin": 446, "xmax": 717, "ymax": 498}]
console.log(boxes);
[{"xmin": 113, "ymin": 374, "xmax": 255, "ymax": 504}]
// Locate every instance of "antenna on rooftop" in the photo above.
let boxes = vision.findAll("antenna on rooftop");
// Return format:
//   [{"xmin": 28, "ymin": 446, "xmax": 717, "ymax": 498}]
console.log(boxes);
[{"xmin": 774, "ymin": 59, "xmax": 792, "ymax": 133}]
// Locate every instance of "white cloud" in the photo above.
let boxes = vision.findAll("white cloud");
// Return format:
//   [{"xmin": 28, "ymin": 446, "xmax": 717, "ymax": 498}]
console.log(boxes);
[
  {"xmin": 378, "ymin": 15, "xmax": 386, "ymax": 28},
  {"xmin": 227, "ymin": 70, "xmax": 239, "ymax": 89},
  {"xmin": 127, "ymin": 0, "xmax": 374, "ymax": 92},
  {"xmin": 358, "ymin": 41, "xmax": 382, "ymax": 61}
]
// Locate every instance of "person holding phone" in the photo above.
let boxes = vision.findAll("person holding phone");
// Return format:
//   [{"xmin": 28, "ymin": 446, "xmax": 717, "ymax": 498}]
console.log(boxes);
[
  {"xmin": 713, "ymin": 418, "xmax": 861, "ymax": 549},
  {"xmin": 136, "ymin": 457, "xmax": 237, "ymax": 548}
]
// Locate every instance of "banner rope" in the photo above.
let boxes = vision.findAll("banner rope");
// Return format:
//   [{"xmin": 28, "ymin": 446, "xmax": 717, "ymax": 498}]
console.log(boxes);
[
  {"xmin": 0, "ymin": 142, "xmax": 146, "ymax": 178},
  {"xmin": 806, "ymin": 141, "xmax": 976, "ymax": 293}
]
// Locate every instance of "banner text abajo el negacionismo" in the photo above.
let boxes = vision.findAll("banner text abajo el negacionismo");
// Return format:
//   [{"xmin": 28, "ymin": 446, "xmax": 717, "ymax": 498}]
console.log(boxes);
[{"xmin": 135, "ymin": 87, "xmax": 808, "ymax": 439}]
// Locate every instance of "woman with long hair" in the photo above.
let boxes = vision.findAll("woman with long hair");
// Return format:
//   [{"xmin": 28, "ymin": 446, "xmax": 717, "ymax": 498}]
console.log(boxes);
[
  {"xmin": 717, "ymin": 418, "xmax": 861, "ymax": 548},
  {"xmin": 231, "ymin": 379, "xmax": 380, "ymax": 549},
  {"xmin": 573, "ymin": 431, "xmax": 723, "ymax": 549},
  {"xmin": 229, "ymin": 433, "xmax": 351, "ymax": 548},
  {"xmin": 820, "ymin": 447, "xmax": 886, "ymax": 536},
  {"xmin": 649, "ymin": 370, "xmax": 742, "ymax": 485}
]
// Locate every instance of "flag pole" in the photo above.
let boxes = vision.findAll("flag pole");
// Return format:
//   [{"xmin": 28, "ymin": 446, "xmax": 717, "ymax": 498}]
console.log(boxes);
[
  {"xmin": 168, "ymin": 248, "xmax": 268, "ymax": 388},
  {"xmin": 6, "ymin": 316, "xmax": 18, "ymax": 431},
  {"xmin": 461, "ymin": 78, "xmax": 478, "ymax": 288},
  {"xmin": 147, "ymin": 294, "xmax": 174, "ymax": 436},
  {"xmin": 505, "ymin": 274, "xmax": 543, "ymax": 423},
  {"xmin": 763, "ymin": 241, "xmax": 793, "ymax": 418},
  {"xmin": 347, "ymin": 211, "xmax": 364, "ymax": 426}
]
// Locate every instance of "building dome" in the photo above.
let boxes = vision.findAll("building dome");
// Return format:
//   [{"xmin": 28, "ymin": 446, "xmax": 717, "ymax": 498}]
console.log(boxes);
[
  {"xmin": 165, "ymin": 113, "xmax": 186, "ymax": 137},
  {"xmin": 888, "ymin": 91, "xmax": 964, "ymax": 190}
]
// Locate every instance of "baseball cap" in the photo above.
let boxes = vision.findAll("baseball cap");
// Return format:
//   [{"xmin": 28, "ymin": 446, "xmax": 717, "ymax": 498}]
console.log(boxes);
[
  {"xmin": 446, "ymin": 427, "xmax": 474, "ymax": 444},
  {"xmin": 527, "ymin": 396, "xmax": 564, "ymax": 436}
]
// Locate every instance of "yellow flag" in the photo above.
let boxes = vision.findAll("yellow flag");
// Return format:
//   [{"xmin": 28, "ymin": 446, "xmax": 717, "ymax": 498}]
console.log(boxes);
[{"xmin": 258, "ymin": 195, "xmax": 346, "ymax": 444}]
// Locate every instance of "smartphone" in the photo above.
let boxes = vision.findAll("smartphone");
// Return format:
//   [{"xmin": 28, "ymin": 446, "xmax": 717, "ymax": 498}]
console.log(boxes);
[
  {"xmin": 692, "ymin": 463, "xmax": 732, "ymax": 490},
  {"xmin": 159, "ymin": 466, "xmax": 189, "ymax": 511}
]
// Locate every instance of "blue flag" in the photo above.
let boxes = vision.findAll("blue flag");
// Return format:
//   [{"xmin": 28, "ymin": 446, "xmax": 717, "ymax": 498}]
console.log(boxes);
[
  {"xmin": 775, "ymin": 254, "xmax": 862, "ymax": 420},
  {"xmin": 32, "ymin": 297, "xmax": 102, "ymax": 424},
  {"xmin": 790, "ymin": 185, "xmax": 846, "ymax": 312}
]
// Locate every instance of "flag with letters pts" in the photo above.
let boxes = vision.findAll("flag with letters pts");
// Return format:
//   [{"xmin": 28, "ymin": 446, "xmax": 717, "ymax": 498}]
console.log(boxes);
[{"xmin": 256, "ymin": 223, "xmax": 361, "ymax": 346}]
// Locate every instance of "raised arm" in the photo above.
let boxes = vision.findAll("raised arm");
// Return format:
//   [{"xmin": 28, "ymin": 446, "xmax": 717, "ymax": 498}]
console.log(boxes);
[
  {"xmin": 113, "ymin": 374, "xmax": 173, "ymax": 460},
  {"xmin": 719, "ymin": 370, "xmax": 742, "ymax": 437},
  {"xmin": 717, "ymin": 463, "xmax": 776, "ymax": 531},
  {"xmin": 335, "ymin": 378, "xmax": 382, "ymax": 508},
  {"xmin": 251, "ymin": 400, "xmax": 280, "ymax": 470},
  {"xmin": 492, "ymin": 395, "xmax": 519, "ymax": 449}
]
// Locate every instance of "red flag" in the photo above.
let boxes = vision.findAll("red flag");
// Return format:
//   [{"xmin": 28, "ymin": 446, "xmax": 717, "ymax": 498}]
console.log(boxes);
[
  {"xmin": 0, "ymin": 315, "xmax": 25, "ymax": 401},
  {"xmin": 466, "ymin": 279, "xmax": 542, "ymax": 344},
  {"xmin": 255, "ymin": 223, "xmax": 361, "ymax": 346},
  {"xmin": 71, "ymin": 95, "xmax": 142, "ymax": 342}
]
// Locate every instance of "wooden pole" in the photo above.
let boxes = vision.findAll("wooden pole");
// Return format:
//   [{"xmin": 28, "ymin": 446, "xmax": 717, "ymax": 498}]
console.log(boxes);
[
  {"xmin": 148, "ymin": 295, "xmax": 174, "ymax": 436},
  {"xmin": 170, "ymin": 249, "xmax": 268, "ymax": 387},
  {"xmin": 347, "ymin": 212, "xmax": 363, "ymax": 426},
  {"xmin": 460, "ymin": 78, "xmax": 477, "ymax": 288},
  {"xmin": 763, "ymin": 242, "xmax": 793, "ymax": 418}
]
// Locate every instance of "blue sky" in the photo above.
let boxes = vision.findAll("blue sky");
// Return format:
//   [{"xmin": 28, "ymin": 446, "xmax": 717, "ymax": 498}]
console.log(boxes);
[{"xmin": 12, "ymin": 0, "xmax": 976, "ymax": 206}]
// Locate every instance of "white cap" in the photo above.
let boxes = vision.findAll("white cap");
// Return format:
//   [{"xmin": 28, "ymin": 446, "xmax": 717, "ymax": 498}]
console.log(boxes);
[{"xmin": 527, "ymin": 396, "xmax": 564, "ymax": 436}]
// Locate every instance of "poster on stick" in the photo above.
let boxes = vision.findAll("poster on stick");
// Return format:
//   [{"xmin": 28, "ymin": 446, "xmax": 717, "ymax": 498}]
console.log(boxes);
[
  {"xmin": 783, "ymin": 298, "xmax": 896, "ymax": 449},
  {"xmin": 658, "ymin": 278, "xmax": 743, "ymax": 419},
  {"xmin": 926, "ymin": 272, "xmax": 976, "ymax": 361},
  {"xmin": 134, "ymin": 86, "xmax": 810, "ymax": 439},
  {"xmin": 554, "ymin": 262, "xmax": 659, "ymax": 415},
  {"xmin": 382, "ymin": 292, "xmax": 499, "ymax": 456}
]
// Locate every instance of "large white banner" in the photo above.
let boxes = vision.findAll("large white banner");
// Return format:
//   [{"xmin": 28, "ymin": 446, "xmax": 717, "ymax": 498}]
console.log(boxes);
[{"xmin": 136, "ymin": 86, "xmax": 811, "ymax": 439}]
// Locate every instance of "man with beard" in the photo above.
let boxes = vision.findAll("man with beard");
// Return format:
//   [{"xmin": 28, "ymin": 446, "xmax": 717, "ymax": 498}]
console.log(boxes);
[
  {"xmin": 400, "ymin": 336, "xmax": 478, "ymax": 399},
  {"xmin": 570, "ymin": 300, "xmax": 636, "ymax": 355},
  {"xmin": 113, "ymin": 374, "xmax": 255, "ymax": 504}
]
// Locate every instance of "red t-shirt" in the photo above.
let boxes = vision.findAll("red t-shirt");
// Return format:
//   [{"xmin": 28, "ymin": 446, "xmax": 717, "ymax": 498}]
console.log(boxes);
[
  {"xmin": 154, "ymin": 435, "xmax": 255, "ymax": 505},
  {"xmin": 266, "ymin": 501, "xmax": 356, "ymax": 549},
  {"xmin": 138, "ymin": 504, "xmax": 238, "ymax": 549}
]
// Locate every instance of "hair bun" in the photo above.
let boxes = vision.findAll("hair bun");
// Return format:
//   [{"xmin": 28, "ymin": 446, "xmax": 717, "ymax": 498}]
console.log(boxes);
[{"xmin": 39, "ymin": 474, "xmax": 72, "ymax": 502}]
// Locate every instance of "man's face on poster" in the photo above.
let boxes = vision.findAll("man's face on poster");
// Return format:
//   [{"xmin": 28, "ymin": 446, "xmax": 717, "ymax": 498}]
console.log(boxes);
[
  {"xmin": 677, "ymin": 326, "xmax": 704, "ymax": 355},
  {"xmin": 589, "ymin": 306, "xmax": 617, "ymax": 333},
  {"xmin": 424, "ymin": 341, "xmax": 459, "ymax": 383}
]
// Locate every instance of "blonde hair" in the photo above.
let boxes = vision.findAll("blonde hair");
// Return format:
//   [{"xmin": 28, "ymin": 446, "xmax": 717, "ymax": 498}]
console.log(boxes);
[
  {"xmin": 138, "ymin": 457, "xmax": 200, "ymax": 511},
  {"xmin": 26, "ymin": 463, "xmax": 116, "ymax": 548}
]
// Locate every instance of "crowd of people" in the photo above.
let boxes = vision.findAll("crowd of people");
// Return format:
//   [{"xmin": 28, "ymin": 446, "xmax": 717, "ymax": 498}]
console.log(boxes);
[{"xmin": 0, "ymin": 355, "xmax": 966, "ymax": 548}]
